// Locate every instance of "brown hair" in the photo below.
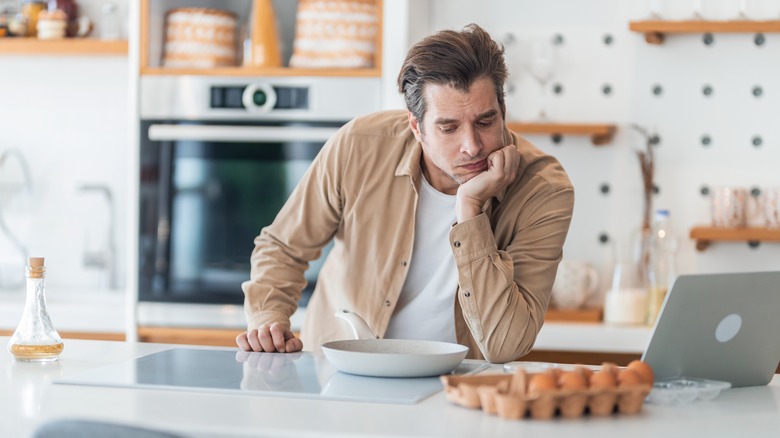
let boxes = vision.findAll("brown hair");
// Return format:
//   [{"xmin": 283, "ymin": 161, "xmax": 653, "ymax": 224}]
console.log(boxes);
[{"xmin": 396, "ymin": 23, "xmax": 508, "ymax": 129}]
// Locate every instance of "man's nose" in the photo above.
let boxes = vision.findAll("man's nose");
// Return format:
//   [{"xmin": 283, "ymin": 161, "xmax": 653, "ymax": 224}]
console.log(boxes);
[{"xmin": 460, "ymin": 128, "xmax": 482, "ymax": 158}]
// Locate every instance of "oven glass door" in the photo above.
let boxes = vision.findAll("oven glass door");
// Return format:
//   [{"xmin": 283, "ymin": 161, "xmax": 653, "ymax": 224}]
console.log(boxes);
[{"xmin": 139, "ymin": 121, "xmax": 340, "ymax": 305}]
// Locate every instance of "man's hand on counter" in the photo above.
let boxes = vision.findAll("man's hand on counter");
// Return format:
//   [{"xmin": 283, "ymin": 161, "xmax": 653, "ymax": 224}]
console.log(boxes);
[{"xmin": 236, "ymin": 322, "xmax": 303, "ymax": 353}]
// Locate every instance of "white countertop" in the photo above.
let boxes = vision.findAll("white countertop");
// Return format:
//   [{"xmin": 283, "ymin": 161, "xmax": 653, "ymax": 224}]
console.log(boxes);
[{"xmin": 2, "ymin": 337, "xmax": 779, "ymax": 438}]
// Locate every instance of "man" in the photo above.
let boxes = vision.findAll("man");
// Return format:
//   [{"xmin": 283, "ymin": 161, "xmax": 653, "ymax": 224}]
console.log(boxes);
[{"xmin": 236, "ymin": 24, "xmax": 574, "ymax": 363}]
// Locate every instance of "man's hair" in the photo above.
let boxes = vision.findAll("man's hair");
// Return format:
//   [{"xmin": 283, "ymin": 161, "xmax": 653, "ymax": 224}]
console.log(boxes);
[{"xmin": 396, "ymin": 23, "xmax": 508, "ymax": 130}]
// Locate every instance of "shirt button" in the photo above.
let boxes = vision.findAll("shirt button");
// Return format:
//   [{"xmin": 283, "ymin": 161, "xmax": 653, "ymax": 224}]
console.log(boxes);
[
  {"xmin": 385, "ymin": 300, "xmax": 391, "ymax": 307},
  {"xmin": 401, "ymin": 260, "xmax": 407, "ymax": 267},
  {"xmin": 464, "ymin": 291, "xmax": 471, "ymax": 297},
  {"xmin": 453, "ymin": 241, "xmax": 461, "ymax": 248}
]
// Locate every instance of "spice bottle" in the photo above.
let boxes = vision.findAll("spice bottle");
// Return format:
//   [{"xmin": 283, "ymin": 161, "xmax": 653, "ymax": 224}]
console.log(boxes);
[
  {"xmin": 8, "ymin": 257, "xmax": 64, "ymax": 362},
  {"xmin": 21, "ymin": 0, "xmax": 46, "ymax": 37}
]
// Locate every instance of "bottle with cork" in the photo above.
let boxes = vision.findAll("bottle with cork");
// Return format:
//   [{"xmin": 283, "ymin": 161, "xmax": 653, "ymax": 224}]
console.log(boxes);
[{"xmin": 7, "ymin": 257, "xmax": 64, "ymax": 362}]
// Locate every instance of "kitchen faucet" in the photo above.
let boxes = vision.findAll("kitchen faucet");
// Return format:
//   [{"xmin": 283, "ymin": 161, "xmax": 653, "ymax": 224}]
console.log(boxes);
[
  {"xmin": 78, "ymin": 184, "xmax": 118, "ymax": 290},
  {"xmin": 0, "ymin": 148, "xmax": 33, "ymax": 289}
]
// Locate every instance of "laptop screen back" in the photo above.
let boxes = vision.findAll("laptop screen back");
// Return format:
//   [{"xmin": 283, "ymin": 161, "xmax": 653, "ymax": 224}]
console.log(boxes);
[{"xmin": 641, "ymin": 271, "xmax": 780, "ymax": 387}]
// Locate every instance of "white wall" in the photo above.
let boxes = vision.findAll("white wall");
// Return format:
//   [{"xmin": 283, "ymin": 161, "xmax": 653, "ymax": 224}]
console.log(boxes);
[
  {"xmin": 0, "ymin": 0, "xmax": 130, "ymax": 292},
  {"xmin": 421, "ymin": 0, "xmax": 780, "ymax": 301},
  {"xmin": 0, "ymin": 56, "xmax": 129, "ymax": 291},
  {"xmin": 2, "ymin": 0, "xmax": 780, "ymax": 303}
]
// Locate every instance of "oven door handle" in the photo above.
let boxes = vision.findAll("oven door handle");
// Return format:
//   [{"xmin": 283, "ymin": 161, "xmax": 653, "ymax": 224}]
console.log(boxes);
[{"xmin": 147, "ymin": 125, "xmax": 340, "ymax": 143}]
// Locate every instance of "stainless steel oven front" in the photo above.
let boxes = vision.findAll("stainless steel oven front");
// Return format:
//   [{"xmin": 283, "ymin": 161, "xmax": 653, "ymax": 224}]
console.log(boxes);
[{"xmin": 137, "ymin": 76, "xmax": 381, "ymax": 325}]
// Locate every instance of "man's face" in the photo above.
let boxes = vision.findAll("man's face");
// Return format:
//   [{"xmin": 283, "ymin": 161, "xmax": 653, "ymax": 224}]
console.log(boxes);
[{"xmin": 409, "ymin": 76, "xmax": 505, "ymax": 195}]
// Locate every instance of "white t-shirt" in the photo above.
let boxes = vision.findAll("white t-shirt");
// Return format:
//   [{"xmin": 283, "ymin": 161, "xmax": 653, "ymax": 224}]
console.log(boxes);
[{"xmin": 383, "ymin": 175, "xmax": 458, "ymax": 343}]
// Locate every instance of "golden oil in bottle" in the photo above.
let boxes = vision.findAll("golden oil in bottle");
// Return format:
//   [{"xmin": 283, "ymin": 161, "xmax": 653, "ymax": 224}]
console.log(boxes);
[{"xmin": 7, "ymin": 257, "xmax": 64, "ymax": 362}]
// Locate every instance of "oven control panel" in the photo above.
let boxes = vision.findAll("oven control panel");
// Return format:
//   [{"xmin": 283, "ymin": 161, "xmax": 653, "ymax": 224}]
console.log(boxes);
[{"xmin": 210, "ymin": 85, "xmax": 309, "ymax": 111}]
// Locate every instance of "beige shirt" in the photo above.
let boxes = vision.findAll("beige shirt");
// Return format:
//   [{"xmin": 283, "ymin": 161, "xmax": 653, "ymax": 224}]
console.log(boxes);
[{"xmin": 242, "ymin": 109, "xmax": 574, "ymax": 363}]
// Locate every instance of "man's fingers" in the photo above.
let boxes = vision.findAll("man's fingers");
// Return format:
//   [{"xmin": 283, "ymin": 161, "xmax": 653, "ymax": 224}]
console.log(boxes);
[
  {"xmin": 257, "ymin": 327, "xmax": 276, "ymax": 352},
  {"xmin": 238, "ymin": 325, "xmax": 301, "ymax": 354},
  {"xmin": 286, "ymin": 337, "xmax": 303, "ymax": 352},
  {"xmin": 269, "ymin": 323, "xmax": 288, "ymax": 353},
  {"xmin": 236, "ymin": 332, "xmax": 251, "ymax": 351},
  {"xmin": 245, "ymin": 329, "xmax": 264, "ymax": 352}
]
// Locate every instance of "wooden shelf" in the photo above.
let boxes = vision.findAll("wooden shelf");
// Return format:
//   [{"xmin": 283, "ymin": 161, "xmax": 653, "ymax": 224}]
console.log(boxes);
[
  {"xmin": 690, "ymin": 226, "xmax": 780, "ymax": 251},
  {"xmin": 545, "ymin": 308, "xmax": 603, "ymax": 323},
  {"xmin": 629, "ymin": 20, "xmax": 780, "ymax": 44},
  {"xmin": 0, "ymin": 38, "xmax": 128, "ymax": 55},
  {"xmin": 506, "ymin": 122, "xmax": 616, "ymax": 145},
  {"xmin": 140, "ymin": 66, "xmax": 382, "ymax": 77}
]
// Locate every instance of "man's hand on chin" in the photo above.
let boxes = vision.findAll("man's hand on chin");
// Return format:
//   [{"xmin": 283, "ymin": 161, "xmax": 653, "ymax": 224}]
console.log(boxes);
[{"xmin": 455, "ymin": 145, "xmax": 520, "ymax": 223}]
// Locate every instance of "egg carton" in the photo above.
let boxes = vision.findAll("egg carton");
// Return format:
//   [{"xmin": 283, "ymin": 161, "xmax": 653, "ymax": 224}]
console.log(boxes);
[{"xmin": 440, "ymin": 367, "xmax": 651, "ymax": 420}]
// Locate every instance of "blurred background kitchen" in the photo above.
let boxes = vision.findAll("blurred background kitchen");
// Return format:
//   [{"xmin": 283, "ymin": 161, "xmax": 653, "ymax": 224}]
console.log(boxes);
[{"xmin": 1, "ymin": 0, "xmax": 779, "ymax": 351}]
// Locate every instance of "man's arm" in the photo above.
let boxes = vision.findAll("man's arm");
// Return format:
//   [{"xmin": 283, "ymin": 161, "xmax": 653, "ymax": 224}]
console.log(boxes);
[
  {"xmin": 453, "ymin": 146, "xmax": 574, "ymax": 363},
  {"xmin": 238, "ymin": 123, "xmax": 352, "ymax": 352}
]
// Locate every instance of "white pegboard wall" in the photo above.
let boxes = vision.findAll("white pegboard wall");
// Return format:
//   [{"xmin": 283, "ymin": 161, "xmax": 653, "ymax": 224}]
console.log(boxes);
[{"xmin": 424, "ymin": 0, "xmax": 780, "ymax": 295}]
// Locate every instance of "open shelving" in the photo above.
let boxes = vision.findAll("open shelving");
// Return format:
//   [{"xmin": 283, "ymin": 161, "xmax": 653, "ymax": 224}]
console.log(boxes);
[
  {"xmin": 689, "ymin": 226, "xmax": 780, "ymax": 251},
  {"xmin": 505, "ymin": 122, "xmax": 616, "ymax": 146},
  {"xmin": 629, "ymin": 20, "xmax": 780, "ymax": 44},
  {"xmin": 139, "ymin": 0, "xmax": 383, "ymax": 77},
  {"xmin": 0, "ymin": 38, "xmax": 128, "ymax": 55}
]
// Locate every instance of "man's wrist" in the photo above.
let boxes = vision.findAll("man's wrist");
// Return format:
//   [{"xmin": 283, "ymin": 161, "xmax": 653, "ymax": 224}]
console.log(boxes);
[{"xmin": 456, "ymin": 197, "xmax": 483, "ymax": 223}]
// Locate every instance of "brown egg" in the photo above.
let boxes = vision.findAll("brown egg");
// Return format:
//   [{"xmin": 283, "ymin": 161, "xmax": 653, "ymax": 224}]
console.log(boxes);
[
  {"xmin": 617, "ymin": 368, "xmax": 642, "ymax": 387},
  {"xmin": 528, "ymin": 372, "xmax": 558, "ymax": 395},
  {"xmin": 627, "ymin": 360, "xmax": 655, "ymax": 385},
  {"xmin": 575, "ymin": 365, "xmax": 593, "ymax": 381},
  {"xmin": 601, "ymin": 362, "xmax": 620, "ymax": 378},
  {"xmin": 590, "ymin": 367, "xmax": 617, "ymax": 389},
  {"xmin": 558, "ymin": 370, "xmax": 587, "ymax": 390}
]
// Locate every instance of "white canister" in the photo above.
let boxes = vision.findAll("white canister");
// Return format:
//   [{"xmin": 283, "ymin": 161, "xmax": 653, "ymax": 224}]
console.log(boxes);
[{"xmin": 603, "ymin": 289, "xmax": 647, "ymax": 325}]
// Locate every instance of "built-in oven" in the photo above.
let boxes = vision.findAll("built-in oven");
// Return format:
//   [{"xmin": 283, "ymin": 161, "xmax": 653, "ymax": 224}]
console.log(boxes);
[{"xmin": 138, "ymin": 76, "xmax": 382, "ymax": 325}]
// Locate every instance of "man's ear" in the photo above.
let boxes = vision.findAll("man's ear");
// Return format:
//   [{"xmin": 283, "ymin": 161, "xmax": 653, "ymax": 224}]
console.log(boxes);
[{"xmin": 407, "ymin": 111, "xmax": 423, "ymax": 142}]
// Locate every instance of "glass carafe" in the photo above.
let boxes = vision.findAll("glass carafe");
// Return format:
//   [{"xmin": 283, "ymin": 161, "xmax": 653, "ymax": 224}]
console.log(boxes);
[{"xmin": 7, "ymin": 257, "xmax": 64, "ymax": 362}]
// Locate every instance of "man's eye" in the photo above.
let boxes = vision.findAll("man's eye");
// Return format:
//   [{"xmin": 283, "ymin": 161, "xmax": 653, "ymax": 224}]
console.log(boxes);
[
  {"xmin": 440, "ymin": 126, "xmax": 456, "ymax": 134},
  {"xmin": 477, "ymin": 119, "xmax": 495, "ymax": 128}
]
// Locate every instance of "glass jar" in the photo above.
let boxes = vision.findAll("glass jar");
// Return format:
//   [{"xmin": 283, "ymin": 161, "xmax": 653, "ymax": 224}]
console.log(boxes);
[
  {"xmin": 99, "ymin": 2, "xmax": 120, "ymax": 40},
  {"xmin": 7, "ymin": 257, "xmax": 64, "ymax": 362}
]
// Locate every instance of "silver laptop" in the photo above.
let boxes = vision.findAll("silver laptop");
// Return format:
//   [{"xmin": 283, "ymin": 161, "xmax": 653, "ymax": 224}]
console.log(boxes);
[{"xmin": 641, "ymin": 271, "xmax": 780, "ymax": 387}]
